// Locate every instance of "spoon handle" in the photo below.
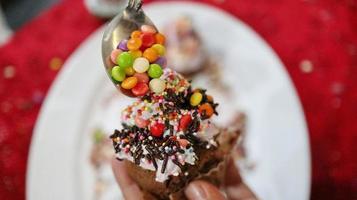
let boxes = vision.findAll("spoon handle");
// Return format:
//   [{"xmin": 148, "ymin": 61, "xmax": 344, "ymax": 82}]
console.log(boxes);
[{"xmin": 128, "ymin": 0, "xmax": 143, "ymax": 11}]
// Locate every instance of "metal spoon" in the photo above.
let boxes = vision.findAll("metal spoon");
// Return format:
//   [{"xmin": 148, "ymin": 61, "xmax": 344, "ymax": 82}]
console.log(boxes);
[{"xmin": 101, "ymin": 0, "xmax": 157, "ymax": 95}]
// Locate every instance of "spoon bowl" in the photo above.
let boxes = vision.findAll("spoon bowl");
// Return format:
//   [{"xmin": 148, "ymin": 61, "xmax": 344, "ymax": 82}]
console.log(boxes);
[{"xmin": 101, "ymin": 0, "xmax": 158, "ymax": 92}]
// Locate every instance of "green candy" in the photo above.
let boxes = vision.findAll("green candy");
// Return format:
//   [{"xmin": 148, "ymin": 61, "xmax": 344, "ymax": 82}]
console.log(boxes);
[
  {"xmin": 148, "ymin": 64, "xmax": 163, "ymax": 78},
  {"xmin": 117, "ymin": 52, "xmax": 134, "ymax": 68},
  {"xmin": 111, "ymin": 66, "xmax": 126, "ymax": 82}
]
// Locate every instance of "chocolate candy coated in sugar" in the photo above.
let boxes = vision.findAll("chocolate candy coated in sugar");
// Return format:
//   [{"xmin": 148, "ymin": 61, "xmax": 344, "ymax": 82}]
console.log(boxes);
[
  {"xmin": 110, "ymin": 49, "xmax": 122, "ymax": 64},
  {"xmin": 125, "ymin": 66, "xmax": 135, "ymax": 76},
  {"xmin": 117, "ymin": 52, "xmax": 134, "ymax": 68},
  {"xmin": 129, "ymin": 50, "xmax": 142, "ymax": 59},
  {"xmin": 111, "ymin": 66, "xmax": 126, "ymax": 82},
  {"xmin": 148, "ymin": 64, "xmax": 163, "ymax": 78},
  {"xmin": 149, "ymin": 78, "xmax": 166, "ymax": 94},
  {"xmin": 117, "ymin": 39, "xmax": 129, "ymax": 51},
  {"xmin": 132, "ymin": 82, "xmax": 149, "ymax": 96},
  {"xmin": 179, "ymin": 114, "xmax": 192, "ymax": 131},
  {"xmin": 127, "ymin": 38, "xmax": 142, "ymax": 51},
  {"xmin": 190, "ymin": 92, "xmax": 203, "ymax": 106},
  {"xmin": 141, "ymin": 25, "xmax": 157, "ymax": 34},
  {"xmin": 155, "ymin": 57, "xmax": 167, "ymax": 68},
  {"xmin": 131, "ymin": 30, "xmax": 142, "ymax": 39},
  {"xmin": 152, "ymin": 44, "xmax": 165, "ymax": 56},
  {"xmin": 121, "ymin": 76, "xmax": 138, "ymax": 90},
  {"xmin": 150, "ymin": 122, "xmax": 165, "ymax": 137},
  {"xmin": 143, "ymin": 48, "xmax": 158, "ymax": 63},
  {"xmin": 155, "ymin": 33, "xmax": 166, "ymax": 45},
  {"xmin": 133, "ymin": 73, "xmax": 149, "ymax": 83},
  {"xmin": 199, "ymin": 103, "xmax": 214, "ymax": 117},
  {"xmin": 133, "ymin": 57, "xmax": 150, "ymax": 73},
  {"xmin": 141, "ymin": 33, "xmax": 156, "ymax": 49}
]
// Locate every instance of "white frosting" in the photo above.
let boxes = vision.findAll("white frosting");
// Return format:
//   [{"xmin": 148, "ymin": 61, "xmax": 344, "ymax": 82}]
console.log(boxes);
[
  {"xmin": 116, "ymin": 144, "xmax": 198, "ymax": 182},
  {"xmin": 116, "ymin": 69, "xmax": 219, "ymax": 182}
]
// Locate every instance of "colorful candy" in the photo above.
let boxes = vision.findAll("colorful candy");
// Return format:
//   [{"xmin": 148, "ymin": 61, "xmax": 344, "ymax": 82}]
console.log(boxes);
[
  {"xmin": 141, "ymin": 25, "xmax": 157, "ymax": 34},
  {"xmin": 121, "ymin": 76, "xmax": 138, "ymax": 89},
  {"xmin": 179, "ymin": 114, "xmax": 192, "ymax": 131},
  {"xmin": 150, "ymin": 122, "xmax": 165, "ymax": 137},
  {"xmin": 152, "ymin": 44, "xmax": 165, "ymax": 56},
  {"xmin": 109, "ymin": 27, "xmax": 171, "ymax": 96},
  {"xmin": 127, "ymin": 38, "xmax": 142, "ymax": 50},
  {"xmin": 141, "ymin": 33, "xmax": 156, "ymax": 49},
  {"xmin": 155, "ymin": 57, "xmax": 167, "ymax": 68},
  {"xmin": 149, "ymin": 78, "xmax": 166, "ymax": 94},
  {"xmin": 110, "ymin": 49, "xmax": 122, "ymax": 64},
  {"xmin": 199, "ymin": 103, "xmax": 214, "ymax": 117},
  {"xmin": 133, "ymin": 73, "xmax": 149, "ymax": 83},
  {"xmin": 111, "ymin": 66, "xmax": 126, "ymax": 82},
  {"xmin": 131, "ymin": 30, "xmax": 142, "ymax": 39},
  {"xmin": 117, "ymin": 39, "xmax": 129, "ymax": 51},
  {"xmin": 190, "ymin": 92, "xmax": 203, "ymax": 106},
  {"xmin": 155, "ymin": 33, "xmax": 166, "ymax": 45},
  {"xmin": 143, "ymin": 48, "xmax": 158, "ymax": 63},
  {"xmin": 125, "ymin": 66, "xmax": 135, "ymax": 76},
  {"xmin": 129, "ymin": 50, "xmax": 142, "ymax": 59},
  {"xmin": 148, "ymin": 64, "xmax": 163, "ymax": 78},
  {"xmin": 133, "ymin": 57, "xmax": 150, "ymax": 73},
  {"xmin": 117, "ymin": 52, "xmax": 134, "ymax": 68},
  {"xmin": 132, "ymin": 82, "xmax": 149, "ymax": 96}
]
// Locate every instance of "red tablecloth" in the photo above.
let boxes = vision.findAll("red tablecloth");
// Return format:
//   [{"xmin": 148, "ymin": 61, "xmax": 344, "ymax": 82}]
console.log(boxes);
[{"xmin": 0, "ymin": 0, "xmax": 356, "ymax": 199}]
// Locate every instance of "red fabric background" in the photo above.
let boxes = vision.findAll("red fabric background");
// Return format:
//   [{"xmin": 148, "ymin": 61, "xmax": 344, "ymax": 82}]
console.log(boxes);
[{"xmin": 0, "ymin": 0, "xmax": 356, "ymax": 199}]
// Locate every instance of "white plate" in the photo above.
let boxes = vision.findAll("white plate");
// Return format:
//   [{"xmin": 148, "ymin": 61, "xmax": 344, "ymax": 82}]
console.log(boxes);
[{"xmin": 27, "ymin": 2, "xmax": 311, "ymax": 200}]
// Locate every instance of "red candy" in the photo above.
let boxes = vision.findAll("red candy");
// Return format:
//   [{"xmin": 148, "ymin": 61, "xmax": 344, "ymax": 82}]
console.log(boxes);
[
  {"xmin": 133, "ymin": 72, "xmax": 149, "ymax": 83},
  {"xmin": 131, "ymin": 82, "xmax": 149, "ymax": 96},
  {"xmin": 150, "ymin": 122, "xmax": 165, "ymax": 137},
  {"xmin": 178, "ymin": 114, "xmax": 192, "ymax": 131},
  {"xmin": 141, "ymin": 33, "xmax": 156, "ymax": 49}
]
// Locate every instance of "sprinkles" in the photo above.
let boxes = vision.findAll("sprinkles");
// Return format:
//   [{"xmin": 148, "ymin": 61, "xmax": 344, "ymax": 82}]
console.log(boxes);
[
  {"xmin": 110, "ymin": 70, "xmax": 219, "ymax": 178},
  {"xmin": 108, "ymin": 28, "xmax": 220, "ymax": 181}
]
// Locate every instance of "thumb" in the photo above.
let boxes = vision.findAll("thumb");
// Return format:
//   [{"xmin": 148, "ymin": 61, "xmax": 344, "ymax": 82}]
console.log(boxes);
[{"xmin": 185, "ymin": 180, "xmax": 226, "ymax": 200}]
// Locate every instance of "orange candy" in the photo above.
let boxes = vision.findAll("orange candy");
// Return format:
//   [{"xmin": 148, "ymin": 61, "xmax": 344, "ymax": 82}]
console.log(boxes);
[
  {"xmin": 199, "ymin": 103, "xmax": 214, "ymax": 117},
  {"xmin": 155, "ymin": 33, "xmax": 166, "ymax": 45},
  {"xmin": 127, "ymin": 38, "xmax": 142, "ymax": 51},
  {"xmin": 129, "ymin": 50, "xmax": 142, "ymax": 59},
  {"xmin": 121, "ymin": 77, "xmax": 138, "ymax": 89},
  {"xmin": 131, "ymin": 30, "xmax": 142, "ymax": 39},
  {"xmin": 143, "ymin": 48, "xmax": 158, "ymax": 63}
]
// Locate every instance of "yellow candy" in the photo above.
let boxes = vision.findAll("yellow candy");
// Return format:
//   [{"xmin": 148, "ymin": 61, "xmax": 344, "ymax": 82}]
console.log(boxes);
[
  {"xmin": 129, "ymin": 50, "xmax": 142, "ymax": 59},
  {"xmin": 125, "ymin": 66, "xmax": 135, "ymax": 76},
  {"xmin": 152, "ymin": 44, "xmax": 165, "ymax": 56},
  {"xmin": 121, "ymin": 77, "xmax": 138, "ymax": 89},
  {"xmin": 131, "ymin": 30, "xmax": 142, "ymax": 39},
  {"xmin": 190, "ymin": 92, "xmax": 202, "ymax": 106}
]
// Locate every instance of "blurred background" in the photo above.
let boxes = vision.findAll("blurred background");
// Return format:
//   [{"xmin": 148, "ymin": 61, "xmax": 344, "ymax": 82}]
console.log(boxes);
[{"xmin": 0, "ymin": 0, "xmax": 356, "ymax": 200}]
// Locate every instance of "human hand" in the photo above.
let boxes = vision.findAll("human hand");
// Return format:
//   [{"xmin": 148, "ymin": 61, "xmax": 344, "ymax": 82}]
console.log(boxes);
[{"xmin": 112, "ymin": 157, "xmax": 257, "ymax": 200}]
